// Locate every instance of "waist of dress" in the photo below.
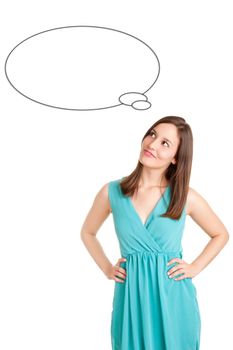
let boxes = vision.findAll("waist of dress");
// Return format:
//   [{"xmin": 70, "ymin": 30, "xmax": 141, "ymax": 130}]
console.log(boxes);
[{"xmin": 123, "ymin": 250, "xmax": 183, "ymax": 258}]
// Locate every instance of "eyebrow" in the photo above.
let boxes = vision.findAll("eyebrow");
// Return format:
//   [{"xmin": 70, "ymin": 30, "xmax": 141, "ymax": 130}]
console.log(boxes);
[{"xmin": 151, "ymin": 128, "xmax": 174, "ymax": 145}]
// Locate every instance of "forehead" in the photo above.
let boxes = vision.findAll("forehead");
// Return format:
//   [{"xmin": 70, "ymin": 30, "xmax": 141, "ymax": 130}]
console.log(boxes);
[{"xmin": 153, "ymin": 123, "xmax": 179, "ymax": 145}]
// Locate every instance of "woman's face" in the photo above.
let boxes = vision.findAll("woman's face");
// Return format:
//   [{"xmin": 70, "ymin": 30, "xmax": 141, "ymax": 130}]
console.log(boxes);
[{"xmin": 139, "ymin": 123, "xmax": 180, "ymax": 168}]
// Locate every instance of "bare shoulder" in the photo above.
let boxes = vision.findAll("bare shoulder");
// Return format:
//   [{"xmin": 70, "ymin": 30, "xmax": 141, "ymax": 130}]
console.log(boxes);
[
  {"xmin": 106, "ymin": 183, "xmax": 112, "ymax": 212},
  {"xmin": 96, "ymin": 182, "xmax": 112, "ymax": 213},
  {"xmin": 186, "ymin": 187, "xmax": 229, "ymax": 239},
  {"xmin": 80, "ymin": 182, "xmax": 111, "ymax": 237},
  {"xmin": 186, "ymin": 186, "xmax": 212, "ymax": 216},
  {"xmin": 186, "ymin": 187, "xmax": 202, "ymax": 215}
]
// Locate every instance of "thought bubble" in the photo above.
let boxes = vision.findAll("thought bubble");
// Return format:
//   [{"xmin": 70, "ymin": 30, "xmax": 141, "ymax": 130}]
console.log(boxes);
[{"xmin": 5, "ymin": 25, "xmax": 160, "ymax": 111}]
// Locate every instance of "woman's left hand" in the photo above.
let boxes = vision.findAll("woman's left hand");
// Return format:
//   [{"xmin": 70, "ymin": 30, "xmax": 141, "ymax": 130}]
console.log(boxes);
[{"xmin": 166, "ymin": 257, "xmax": 199, "ymax": 280}]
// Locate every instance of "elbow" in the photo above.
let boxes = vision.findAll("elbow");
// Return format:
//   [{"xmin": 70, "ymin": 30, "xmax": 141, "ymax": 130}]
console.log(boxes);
[
  {"xmin": 225, "ymin": 232, "xmax": 230, "ymax": 243},
  {"xmin": 224, "ymin": 234, "xmax": 230, "ymax": 249},
  {"xmin": 220, "ymin": 231, "xmax": 230, "ymax": 247},
  {"xmin": 222, "ymin": 228, "xmax": 230, "ymax": 242},
  {"xmin": 80, "ymin": 230, "xmax": 86, "ymax": 241},
  {"xmin": 80, "ymin": 230, "xmax": 95, "ymax": 241}
]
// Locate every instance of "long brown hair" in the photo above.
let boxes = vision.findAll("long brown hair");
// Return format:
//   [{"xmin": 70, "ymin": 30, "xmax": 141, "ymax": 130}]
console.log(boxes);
[{"xmin": 120, "ymin": 116, "xmax": 193, "ymax": 220}]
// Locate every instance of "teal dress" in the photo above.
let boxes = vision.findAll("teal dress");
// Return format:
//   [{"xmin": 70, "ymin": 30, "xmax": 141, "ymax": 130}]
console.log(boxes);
[{"xmin": 108, "ymin": 178, "xmax": 201, "ymax": 350}]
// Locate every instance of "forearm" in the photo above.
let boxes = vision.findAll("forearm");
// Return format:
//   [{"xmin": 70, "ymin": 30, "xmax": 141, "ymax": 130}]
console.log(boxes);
[
  {"xmin": 81, "ymin": 232, "xmax": 113, "ymax": 277},
  {"xmin": 191, "ymin": 234, "xmax": 229, "ymax": 273}
]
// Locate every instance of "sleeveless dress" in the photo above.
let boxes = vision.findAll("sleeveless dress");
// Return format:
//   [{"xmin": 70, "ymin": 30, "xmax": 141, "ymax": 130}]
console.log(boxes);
[{"xmin": 108, "ymin": 178, "xmax": 201, "ymax": 350}]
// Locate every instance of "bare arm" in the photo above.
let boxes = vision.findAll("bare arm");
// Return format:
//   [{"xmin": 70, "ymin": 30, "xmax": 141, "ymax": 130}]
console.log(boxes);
[
  {"xmin": 80, "ymin": 182, "xmax": 114, "ymax": 278},
  {"xmin": 186, "ymin": 187, "xmax": 230, "ymax": 274}
]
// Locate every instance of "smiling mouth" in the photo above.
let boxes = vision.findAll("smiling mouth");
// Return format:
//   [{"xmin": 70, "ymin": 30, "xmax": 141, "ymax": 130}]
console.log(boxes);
[{"xmin": 144, "ymin": 149, "xmax": 156, "ymax": 158}]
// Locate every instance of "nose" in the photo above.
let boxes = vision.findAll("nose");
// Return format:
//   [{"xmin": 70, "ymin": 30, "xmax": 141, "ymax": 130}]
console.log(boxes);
[{"xmin": 148, "ymin": 138, "xmax": 159, "ymax": 149}]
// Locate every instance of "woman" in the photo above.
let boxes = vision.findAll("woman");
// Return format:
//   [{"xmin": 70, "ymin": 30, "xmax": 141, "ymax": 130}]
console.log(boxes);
[{"xmin": 80, "ymin": 116, "xmax": 229, "ymax": 350}]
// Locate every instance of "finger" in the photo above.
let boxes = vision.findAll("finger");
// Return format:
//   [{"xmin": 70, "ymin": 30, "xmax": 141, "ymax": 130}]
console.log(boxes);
[
  {"xmin": 114, "ymin": 266, "xmax": 127, "ymax": 278},
  {"xmin": 116, "ymin": 271, "xmax": 127, "ymax": 279},
  {"xmin": 174, "ymin": 275, "xmax": 188, "ymax": 281},
  {"xmin": 116, "ymin": 261, "xmax": 126, "ymax": 268},
  {"xmin": 115, "ymin": 265, "xmax": 125, "ymax": 272},
  {"xmin": 167, "ymin": 258, "xmax": 183, "ymax": 265},
  {"xmin": 168, "ymin": 268, "xmax": 184, "ymax": 278},
  {"xmin": 118, "ymin": 267, "xmax": 127, "ymax": 275},
  {"xmin": 118, "ymin": 257, "xmax": 127, "ymax": 263},
  {"xmin": 115, "ymin": 273, "xmax": 126, "ymax": 280},
  {"xmin": 114, "ymin": 277, "xmax": 125, "ymax": 283},
  {"xmin": 167, "ymin": 258, "xmax": 184, "ymax": 266},
  {"xmin": 167, "ymin": 264, "xmax": 185, "ymax": 275}
]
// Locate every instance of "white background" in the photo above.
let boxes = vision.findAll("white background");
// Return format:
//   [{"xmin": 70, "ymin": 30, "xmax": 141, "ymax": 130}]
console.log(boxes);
[{"xmin": 0, "ymin": 0, "xmax": 232, "ymax": 349}]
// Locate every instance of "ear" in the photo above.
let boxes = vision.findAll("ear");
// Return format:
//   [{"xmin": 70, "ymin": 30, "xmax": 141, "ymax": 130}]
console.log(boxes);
[{"xmin": 171, "ymin": 158, "xmax": 176, "ymax": 165}]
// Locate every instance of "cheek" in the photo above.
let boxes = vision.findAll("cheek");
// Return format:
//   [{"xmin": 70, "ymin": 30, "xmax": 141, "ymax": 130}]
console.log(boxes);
[
  {"xmin": 158, "ymin": 149, "xmax": 171, "ymax": 157},
  {"xmin": 158, "ymin": 150, "xmax": 175, "ymax": 162},
  {"xmin": 142, "ymin": 138, "xmax": 149, "ymax": 146}
]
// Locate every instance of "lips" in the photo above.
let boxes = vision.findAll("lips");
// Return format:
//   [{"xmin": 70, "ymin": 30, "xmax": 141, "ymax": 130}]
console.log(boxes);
[{"xmin": 144, "ymin": 149, "xmax": 156, "ymax": 158}]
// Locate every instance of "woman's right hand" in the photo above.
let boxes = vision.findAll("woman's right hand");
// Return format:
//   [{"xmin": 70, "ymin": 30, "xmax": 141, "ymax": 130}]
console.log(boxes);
[{"xmin": 106, "ymin": 257, "xmax": 127, "ymax": 283}]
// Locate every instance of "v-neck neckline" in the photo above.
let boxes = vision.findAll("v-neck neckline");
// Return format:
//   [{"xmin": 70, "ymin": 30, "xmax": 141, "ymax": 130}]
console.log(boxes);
[{"xmin": 127, "ymin": 185, "xmax": 170, "ymax": 227}]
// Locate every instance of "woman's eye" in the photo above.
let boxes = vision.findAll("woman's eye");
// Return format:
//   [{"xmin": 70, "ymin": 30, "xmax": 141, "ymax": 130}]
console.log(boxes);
[{"xmin": 149, "ymin": 131, "xmax": 169, "ymax": 147}]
